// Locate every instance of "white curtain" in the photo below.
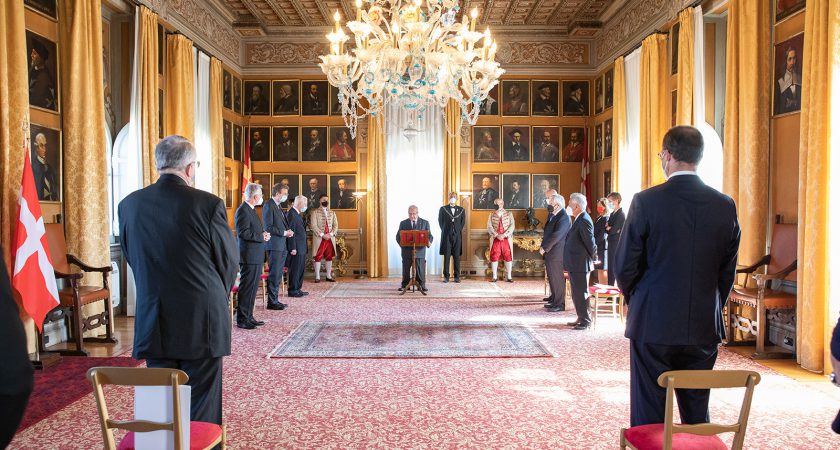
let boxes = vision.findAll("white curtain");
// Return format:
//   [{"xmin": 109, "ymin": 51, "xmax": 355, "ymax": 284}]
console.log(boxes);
[
  {"xmin": 619, "ymin": 48, "xmax": 642, "ymax": 209},
  {"xmin": 194, "ymin": 50, "xmax": 212, "ymax": 192},
  {"xmin": 691, "ymin": 6, "xmax": 724, "ymax": 192},
  {"xmin": 385, "ymin": 103, "xmax": 444, "ymax": 276}
]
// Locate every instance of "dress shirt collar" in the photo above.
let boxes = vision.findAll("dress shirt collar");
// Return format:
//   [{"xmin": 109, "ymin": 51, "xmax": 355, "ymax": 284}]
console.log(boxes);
[{"xmin": 668, "ymin": 170, "xmax": 698, "ymax": 180}]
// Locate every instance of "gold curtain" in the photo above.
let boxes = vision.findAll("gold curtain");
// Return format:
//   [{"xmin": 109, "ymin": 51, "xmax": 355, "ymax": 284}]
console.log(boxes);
[
  {"xmin": 723, "ymin": 0, "xmax": 770, "ymax": 267},
  {"xmin": 209, "ymin": 58, "xmax": 224, "ymax": 198},
  {"xmin": 611, "ymin": 56, "xmax": 626, "ymax": 188},
  {"xmin": 443, "ymin": 100, "xmax": 461, "ymax": 201},
  {"xmin": 59, "ymin": 0, "xmax": 110, "ymax": 334},
  {"xmin": 366, "ymin": 118, "xmax": 389, "ymax": 278},
  {"xmin": 676, "ymin": 8, "xmax": 695, "ymax": 125},
  {"xmin": 796, "ymin": 0, "xmax": 839, "ymax": 373},
  {"xmin": 138, "ymin": 6, "xmax": 159, "ymax": 186},
  {"xmin": 164, "ymin": 34, "xmax": 194, "ymax": 140},
  {"xmin": 0, "ymin": 0, "xmax": 28, "ymax": 270},
  {"xmin": 639, "ymin": 34, "xmax": 669, "ymax": 188}
]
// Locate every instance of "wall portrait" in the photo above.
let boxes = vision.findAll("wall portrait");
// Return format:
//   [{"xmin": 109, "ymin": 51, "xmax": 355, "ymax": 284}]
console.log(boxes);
[
  {"xmin": 247, "ymin": 127, "xmax": 270, "ymax": 162},
  {"xmin": 158, "ymin": 89, "xmax": 164, "ymax": 138},
  {"xmin": 604, "ymin": 119, "xmax": 613, "ymax": 159},
  {"xmin": 301, "ymin": 80, "xmax": 329, "ymax": 116},
  {"xmin": 531, "ymin": 174, "xmax": 559, "ymax": 209},
  {"xmin": 472, "ymin": 126, "xmax": 501, "ymax": 163},
  {"xmin": 329, "ymin": 127, "xmax": 356, "ymax": 162},
  {"xmin": 671, "ymin": 90, "xmax": 677, "ymax": 127},
  {"xmin": 561, "ymin": 127, "xmax": 586, "ymax": 163},
  {"xmin": 273, "ymin": 174, "xmax": 300, "ymax": 208},
  {"xmin": 223, "ymin": 70, "xmax": 232, "ymax": 110},
  {"xmin": 29, "ymin": 124, "xmax": 62, "ymax": 202},
  {"xmin": 244, "ymin": 80, "xmax": 270, "ymax": 115},
  {"xmin": 330, "ymin": 83, "xmax": 357, "ymax": 116},
  {"xmin": 595, "ymin": 75, "xmax": 604, "ymax": 114},
  {"xmin": 773, "ymin": 32, "xmax": 804, "ymax": 116},
  {"xmin": 301, "ymin": 126, "xmax": 328, "ymax": 162},
  {"xmin": 329, "ymin": 175, "xmax": 357, "ymax": 210},
  {"xmin": 250, "ymin": 173, "xmax": 271, "ymax": 197},
  {"xmin": 272, "ymin": 80, "xmax": 300, "ymax": 116},
  {"xmin": 776, "ymin": 0, "xmax": 806, "ymax": 23},
  {"xmin": 26, "ymin": 31, "xmax": 59, "ymax": 113},
  {"xmin": 604, "ymin": 171, "xmax": 612, "ymax": 197},
  {"xmin": 233, "ymin": 124, "xmax": 243, "ymax": 161},
  {"xmin": 501, "ymin": 173, "xmax": 530, "ymax": 210},
  {"xmin": 233, "ymin": 76, "xmax": 242, "ymax": 113},
  {"xmin": 502, "ymin": 126, "xmax": 530, "ymax": 162},
  {"xmin": 223, "ymin": 120, "xmax": 232, "ymax": 158},
  {"xmin": 479, "ymin": 84, "xmax": 499, "ymax": 116},
  {"xmin": 25, "ymin": 0, "xmax": 57, "ymax": 21},
  {"xmin": 501, "ymin": 80, "xmax": 530, "ymax": 116},
  {"xmin": 157, "ymin": 25, "xmax": 164, "ymax": 75},
  {"xmin": 561, "ymin": 80, "xmax": 589, "ymax": 116},
  {"xmin": 604, "ymin": 69, "xmax": 614, "ymax": 109},
  {"xmin": 531, "ymin": 126, "xmax": 560, "ymax": 163},
  {"xmin": 531, "ymin": 80, "xmax": 559, "ymax": 116},
  {"xmin": 272, "ymin": 126, "xmax": 299, "ymax": 161},
  {"xmin": 594, "ymin": 123, "xmax": 603, "ymax": 162},
  {"xmin": 472, "ymin": 173, "xmax": 500, "ymax": 210},
  {"xmin": 224, "ymin": 168, "xmax": 233, "ymax": 208},
  {"xmin": 302, "ymin": 174, "xmax": 328, "ymax": 208},
  {"xmin": 671, "ymin": 22, "xmax": 680, "ymax": 75}
]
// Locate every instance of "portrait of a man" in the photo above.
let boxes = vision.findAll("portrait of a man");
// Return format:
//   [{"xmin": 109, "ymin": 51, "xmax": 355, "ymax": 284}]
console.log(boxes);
[
  {"xmin": 604, "ymin": 120, "xmax": 613, "ymax": 159},
  {"xmin": 503, "ymin": 126, "xmax": 530, "ymax": 162},
  {"xmin": 24, "ymin": 0, "xmax": 57, "ymax": 20},
  {"xmin": 224, "ymin": 169, "xmax": 233, "ymax": 208},
  {"xmin": 776, "ymin": 0, "xmax": 806, "ymax": 23},
  {"xmin": 26, "ymin": 31, "xmax": 59, "ymax": 112},
  {"xmin": 595, "ymin": 75, "xmax": 604, "ymax": 114},
  {"xmin": 562, "ymin": 80, "xmax": 589, "ymax": 116},
  {"xmin": 223, "ymin": 70, "xmax": 232, "ymax": 110},
  {"xmin": 562, "ymin": 127, "xmax": 586, "ymax": 163},
  {"xmin": 329, "ymin": 127, "xmax": 356, "ymax": 162},
  {"xmin": 30, "ymin": 124, "xmax": 61, "ymax": 202},
  {"xmin": 532, "ymin": 81, "xmax": 559, "ymax": 116},
  {"xmin": 473, "ymin": 174, "xmax": 500, "ymax": 210},
  {"xmin": 501, "ymin": 80, "xmax": 529, "ymax": 116},
  {"xmin": 773, "ymin": 33, "xmax": 804, "ymax": 116},
  {"xmin": 273, "ymin": 174, "xmax": 300, "ymax": 209},
  {"xmin": 594, "ymin": 123, "xmax": 603, "ymax": 161},
  {"xmin": 223, "ymin": 120, "xmax": 232, "ymax": 158},
  {"xmin": 233, "ymin": 76, "xmax": 242, "ymax": 113},
  {"xmin": 304, "ymin": 175, "xmax": 328, "ymax": 208},
  {"xmin": 502, "ymin": 174, "xmax": 530, "ymax": 210},
  {"xmin": 604, "ymin": 171, "xmax": 612, "ymax": 197},
  {"xmin": 233, "ymin": 124, "xmax": 243, "ymax": 161},
  {"xmin": 531, "ymin": 175, "xmax": 559, "ymax": 209},
  {"xmin": 273, "ymin": 127, "xmax": 299, "ymax": 162},
  {"xmin": 479, "ymin": 85, "xmax": 499, "ymax": 116},
  {"xmin": 247, "ymin": 127, "xmax": 270, "ymax": 161},
  {"xmin": 251, "ymin": 173, "xmax": 270, "ymax": 196},
  {"xmin": 301, "ymin": 81, "xmax": 328, "ymax": 116},
  {"xmin": 273, "ymin": 80, "xmax": 299, "ymax": 116},
  {"xmin": 330, "ymin": 175, "xmax": 357, "ymax": 210},
  {"xmin": 330, "ymin": 83, "xmax": 357, "ymax": 116},
  {"xmin": 531, "ymin": 126, "xmax": 560, "ymax": 163},
  {"xmin": 604, "ymin": 69, "xmax": 614, "ymax": 109},
  {"xmin": 473, "ymin": 127, "xmax": 501, "ymax": 163},
  {"xmin": 301, "ymin": 126, "xmax": 328, "ymax": 161},
  {"xmin": 244, "ymin": 80, "xmax": 270, "ymax": 115}
]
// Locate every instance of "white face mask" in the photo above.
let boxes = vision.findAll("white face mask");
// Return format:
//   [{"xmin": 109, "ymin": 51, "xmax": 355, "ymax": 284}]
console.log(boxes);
[
  {"xmin": 279, "ymin": 194, "xmax": 288, "ymax": 202},
  {"xmin": 449, "ymin": 197, "xmax": 457, "ymax": 205},
  {"xmin": 256, "ymin": 197, "xmax": 264, "ymax": 206},
  {"xmin": 300, "ymin": 206, "xmax": 307, "ymax": 213}
]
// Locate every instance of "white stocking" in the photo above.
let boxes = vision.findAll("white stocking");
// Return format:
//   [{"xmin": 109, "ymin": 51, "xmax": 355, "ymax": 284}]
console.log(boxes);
[
  {"xmin": 491, "ymin": 261, "xmax": 499, "ymax": 280},
  {"xmin": 314, "ymin": 261, "xmax": 321, "ymax": 280},
  {"xmin": 325, "ymin": 260, "xmax": 333, "ymax": 279},
  {"xmin": 504, "ymin": 261, "xmax": 513, "ymax": 280}
]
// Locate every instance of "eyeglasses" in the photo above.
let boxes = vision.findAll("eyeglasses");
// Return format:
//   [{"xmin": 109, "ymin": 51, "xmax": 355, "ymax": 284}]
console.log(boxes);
[
  {"xmin": 658, "ymin": 149, "xmax": 668, "ymax": 161},
  {"xmin": 191, "ymin": 160, "xmax": 201, "ymax": 168}
]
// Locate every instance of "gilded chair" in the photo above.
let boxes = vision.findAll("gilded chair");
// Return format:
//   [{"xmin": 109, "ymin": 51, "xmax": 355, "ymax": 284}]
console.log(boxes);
[
  {"xmin": 620, "ymin": 370, "xmax": 761, "ymax": 450},
  {"xmin": 87, "ymin": 367, "xmax": 226, "ymax": 450}
]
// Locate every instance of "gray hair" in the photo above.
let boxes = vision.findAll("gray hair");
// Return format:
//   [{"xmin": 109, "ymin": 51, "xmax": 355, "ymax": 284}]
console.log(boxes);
[
  {"xmin": 244, "ymin": 183, "xmax": 262, "ymax": 200},
  {"xmin": 155, "ymin": 135, "xmax": 196, "ymax": 171},
  {"xmin": 551, "ymin": 193, "xmax": 565, "ymax": 209},
  {"xmin": 293, "ymin": 195, "xmax": 308, "ymax": 208},
  {"xmin": 408, "ymin": 205, "xmax": 418, "ymax": 213},
  {"xmin": 569, "ymin": 192, "xmax": 587, "ymax": 210}
]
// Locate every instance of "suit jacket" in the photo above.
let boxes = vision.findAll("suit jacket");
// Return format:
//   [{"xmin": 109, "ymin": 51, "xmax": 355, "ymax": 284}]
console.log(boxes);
[
  {"xmin": 286, "ymin": 208, "xmax": 308, "ymax": 256},
  {"xmin": 310, "ymin": 207, "xmax": 338, "ymax": 254},
  {"xmin": 615, "ymin": 174, "xmax": 741, "ymax": 345},
  {"xmin": 0, "ymin": 245, "xmax": 34, "ymax": 397},
  {"xmin": 506, "ymin": 190, "xmax": 526, "ymax": 209},
  {"xmin": 438, "ymin": 205, "xmax": 465, "ymax": 255},
  {"xmin": 607, "ymin": 207, "xmax": 625, "ymax": 246},
  {"xmin": 594, "ymin": 214, "xmax": 608, "ymax": 255},
  {"xmin": 119, "ymin": 174, "xmax": 238, "ymax": 360},
  {"xmin": 476, "ymin": 188, "xmax": 499, "ymax": 209},
  {"xmin": 263, "ymin": 199, "xmax": 289, "ymax": 253},
  {"xmin": 235, "ymin": 202, "xmax": 265, "ymax": 265},
  {"xmin": 31, "ymin": 156, "xmax": 58, "ymax": 201},
  {"xmin": 563, "ymin": 211, "xmax": 596, "ymax": 273},
  {"xmin": 333, "ymin": 190, "xmax": 355, "ymax": 209},
  {"xmin": 396, "ymin": 218, "xmax": 433, "ymax": 259},
  {"xmin": 542, "ymin": 210, "xmax": 571, "ymax": 263}
]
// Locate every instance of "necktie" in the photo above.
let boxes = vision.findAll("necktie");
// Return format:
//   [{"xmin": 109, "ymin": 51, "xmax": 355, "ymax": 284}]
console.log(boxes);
[{"xmin": 412, "ymin": 221, "xmax": 416, "ymax": 229}]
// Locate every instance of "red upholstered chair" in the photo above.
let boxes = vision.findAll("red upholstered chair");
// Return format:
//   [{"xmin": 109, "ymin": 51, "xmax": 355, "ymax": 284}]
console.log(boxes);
[
  {"xmin": 589, "ymin": 284, "xmax": 623, "ymax": 328},
  {"xmin": 620, "ymin": 370, "xmax": 761, "ymax": 450},
  {"xmin": 87, "ymin": 367, "xmax": 226, "ymax": 450}
]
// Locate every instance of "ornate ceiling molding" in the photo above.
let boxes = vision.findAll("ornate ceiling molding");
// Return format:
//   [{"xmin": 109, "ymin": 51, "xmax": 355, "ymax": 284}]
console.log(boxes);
[
  {"xmin": 594, "ymin": 0, "xmax": 691, "ymax": 65},
  {"xmin": 495, "ymin": 42, "xmax": 588, "ymax": 65}
]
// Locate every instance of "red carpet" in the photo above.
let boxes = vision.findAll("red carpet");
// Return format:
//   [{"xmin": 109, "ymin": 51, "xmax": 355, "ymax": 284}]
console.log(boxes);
[{"xmin": 17, "ymin": 356, "xmax": 143, "ymax": 431}]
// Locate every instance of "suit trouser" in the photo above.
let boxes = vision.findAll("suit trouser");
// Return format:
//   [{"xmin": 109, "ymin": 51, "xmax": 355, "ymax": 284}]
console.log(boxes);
[
  {"xmin": 0, "ymin": 389, "xmax": 32, "ymax": 448},
  {"xmin": 607, "ymin": 238, "xmax": 619, "ymax": 285},
  {"xmin": 568, "ymin": 270, "xmax": 591, "ymax": 324},
  {"xmin": 266, "ymin": 250, "xmax": 287, "ymax": 304},
  {"xmin": 442, "ymin": 233, "xmax": 461, "ymax": 279},
  {"xmin": 629, "ymin": 340, "xmax": 718, "ymax": 426},
  {"xmin": 287, "ymin": 253, "xmax": 305, "ymax": 294},
  {"xmin": 237, "ymin": 263, "xmax": 261, "ymax": 324},
  {"xmin": 401, "ymin": 256, "xmax": 426, "ymax": 288},
  {"xmin": 146, "ymin": 357, "xmax": 224, "ymax": 425},
  {"xmin": 544, "ymin": 258, "xmax": 566, "ymax": 308}
]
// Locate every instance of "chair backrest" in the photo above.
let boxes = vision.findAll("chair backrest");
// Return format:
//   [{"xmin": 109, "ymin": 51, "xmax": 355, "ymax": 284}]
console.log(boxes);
[
  {"xmin": 87, "ymin": 367, "xmax": 190, "ymax": 450},
  {"xmin": 657, "ymin": 370, "xmax": 761, "ymax": 450},
  {"xmin": 44, "ymin": 223, "xmax": 71, "ymax": 273},
  {"xmin": 768, "ymin": 223, "xmax": 797, "ymax": 281}
]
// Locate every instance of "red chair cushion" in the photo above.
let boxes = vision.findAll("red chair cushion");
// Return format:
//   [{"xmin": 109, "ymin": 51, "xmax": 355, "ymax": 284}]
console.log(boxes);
[
  {"xmin": 589, "ymin": 285, "xmax": 621, "ymax": 295},
  {"xmin": 624, "ymin": 424, "xmax": 728, "ymax": 450},
  {"xmin": 231, "ymin": 286, "xmax": 239, "ymax": 294},
  {"xmin": 117, "ymin": 421, "xmax": 222, "ymax": 450}
]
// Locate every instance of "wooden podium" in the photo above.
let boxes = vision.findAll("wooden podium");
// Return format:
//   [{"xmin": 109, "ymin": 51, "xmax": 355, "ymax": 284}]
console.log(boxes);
[{"xmin": 399, "ymin": 230, "xmax": 430, "ymax": 295}]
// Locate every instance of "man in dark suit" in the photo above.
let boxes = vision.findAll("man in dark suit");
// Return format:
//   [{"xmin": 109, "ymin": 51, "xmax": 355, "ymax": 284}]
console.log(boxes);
[
  {"xmin": 503, "ymin": 129, "xmax": 529, "ymax": 161},
  {"xmin": 606, "ymin": 191, "xmax": 625, "ymax": 285},
  {"xmin": 438, "ymin": 192, "xmax": 465, "ymax": 283},
  {"xmin": 540, "ymin": 191, "xmax": 571, "ymax": 312},
  {"xmin": 397, "ymin": 205, "xmax": 434, "ymax": 292},
  {"xmin": 234, "ymin": 183, "xmax": 269, "ymax": 329},
  {"xmin": 505, "ymin": 178, "xmax": 526, "ymax": 209},
  {"xmin": 302, "ymin": 83, "xmax": 326, "ymax": 115},
  {"xmin": 263, "ymin": 184, "xmax": 293, "ymax": 311},
  {"xmin": 615, "ymin": 126, "xmax": 741, "ymax": 427},
  {"xmin": 119, "ymin": 135, "xmax": 238, "ymax": 426},
  {"xmin": 31, "ymin": 132, "xmax": 58, "ymax": 201},
  {"xmin": 332, "ymin": 178, "xmax": 356, "ymax": 209},
  {"xmin": 285, "ymin": 195, "xmax": 309, "ymax": 297},
  {"xmin": 475, "ymin": 177, "xmax": 499, "ymax": 209},
  {"xmin": 563, "ymin": 193, "xmax": 597, "ymax": 329}
]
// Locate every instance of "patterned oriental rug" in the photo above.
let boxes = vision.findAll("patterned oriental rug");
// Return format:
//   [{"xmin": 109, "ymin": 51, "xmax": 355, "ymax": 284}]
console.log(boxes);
[
  {"xmin": 269, "ymin": 321, "xmax": 553, "ymax": 358},
  {"xmin": 323, "ymin": 280, "xmax": 509, "ymax": 298}
]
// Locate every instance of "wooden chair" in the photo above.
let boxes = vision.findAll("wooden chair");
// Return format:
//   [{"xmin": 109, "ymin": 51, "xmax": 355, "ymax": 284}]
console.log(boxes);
[
  {"xmin": 620, "ymin": 370, "xmax": 761, "ymax": 450},
  {"xmin": 43, "ymin": 223, "xmax": 116, "ymax": 356},
  {"xmin": 727, "ymin": 223, "xmax": 797, "ymax": 358},
  {"xmin": 589, "ymin": 284, "xmax": 623, "ymax": 329},
  {"xmin": 87, "ymin": 367, "xmax": 225, "ymax": 450}
]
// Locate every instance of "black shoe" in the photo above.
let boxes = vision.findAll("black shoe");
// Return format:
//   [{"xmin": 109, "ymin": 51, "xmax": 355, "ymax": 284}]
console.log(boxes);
[
  {"xmin": 288, "ymin": 292, "xmax": 305, "ymax": 298},
  {"xmin": 506, "ymin": 278, "xmax": 514, "ymax": 283},
  {"xmin": 543, "ymin": 303, "xmax": 556, "ymax": 309},
  {"xmin": 236, "ymin": 322, "xmax": 256, "ymax": 329},
  {"xmin": 565, "ymin": 321, "xmax": 580, "ymax": 327},
  {"xmin": 266, "ymin": 302, "xmax": 286, "ymax": 310},
  {"xmin": 573, "ymin": 323, "xmax": 591, "ymax": 330},
  {"xmin": 420, "ymin": 287, "xmax": 428, "ymax": 293},
  {"xmin": 314, "ymin": 278, "xmax": 321, "ymax": 283},
  {"xmin": 543, "ymin": 297, "xmax": 552, "ymax": 303},
  {"xmin": 443, "ymin": 278, "xmax": 449, "ymax": 283},
  {"xmin": 250, "ymin": 320, "xmax": 265, "ymax": 326},
  {"xmin": 454, "ymin": 278, "xmax": 461, "ymax": 283},
  {"xmin": 490, "ymin": 278, "xmax": 497, "ymax": 283},
  {"xmin": 398, "ymin": 287, "xmax": 406, "ymax": 292},
  {"xmin": 301, "ymin": 291, "xmax": 309, "ymax": 296},
  {"xmin": 325, "ymin": 277, "xmax": 336, "ymax": 282},
  {"xmin": 546, "ymin": 307, "xmax": 564, "ymax": 312}
]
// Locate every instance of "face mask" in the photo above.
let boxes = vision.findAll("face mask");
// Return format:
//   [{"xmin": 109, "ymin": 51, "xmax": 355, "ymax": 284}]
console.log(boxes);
[
  {"xmin": 449, "ymin": 197, "xmax": 457, "ymax": 205},
  {"xmin": 279, "ymin": 194, "xmax": 288, "ymax": 203},
  {"xmin": 256, "ymin": 198, "xmax": 264, "ymax": 206},
  {"xmin": 321, "ymin": 201, "xmax": 328, "ymax": 207},
  {"xmin": 300, "ymin": 206, "xmax": 307, "ymax": 213},
  {"xmin": 546, "ymin": 204, "xmax": 554, "ymax": 213},
  {"xmin": 494, "ymin": 204, "xmax": 500, "ymax": 211},
  {"xmin": 607, "ymin": 201, "xmax": 614, "ymax": 209},
  {"xmin": 597, "ymin": 206, "xmax": 605, "ymax": 214}
]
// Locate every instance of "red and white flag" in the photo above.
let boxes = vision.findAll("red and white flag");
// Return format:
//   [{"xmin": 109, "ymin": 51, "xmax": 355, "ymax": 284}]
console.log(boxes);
[
  {"xmin": 241, "ymin": 128, "xmax": 251, "ymax": 195},
  {"xmin": 13, "ymin": 129, "xmax": 59, "ymax": 332},
  {"xmin": 580, "ymin": 127, "xmax": 591, "ymax": 208}
]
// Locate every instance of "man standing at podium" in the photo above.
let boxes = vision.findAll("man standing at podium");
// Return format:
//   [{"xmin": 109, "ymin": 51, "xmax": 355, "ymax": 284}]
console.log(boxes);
[{"xmin": 397, "ymin": 205, "xmax": 434, "ymax": 292}]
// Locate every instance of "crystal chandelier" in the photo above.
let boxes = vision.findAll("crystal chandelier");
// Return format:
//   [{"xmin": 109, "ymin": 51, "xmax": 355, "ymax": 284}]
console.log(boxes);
[{"xmin": 318, "ymin": 0, "xmax": 505, "ymax": 138}]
